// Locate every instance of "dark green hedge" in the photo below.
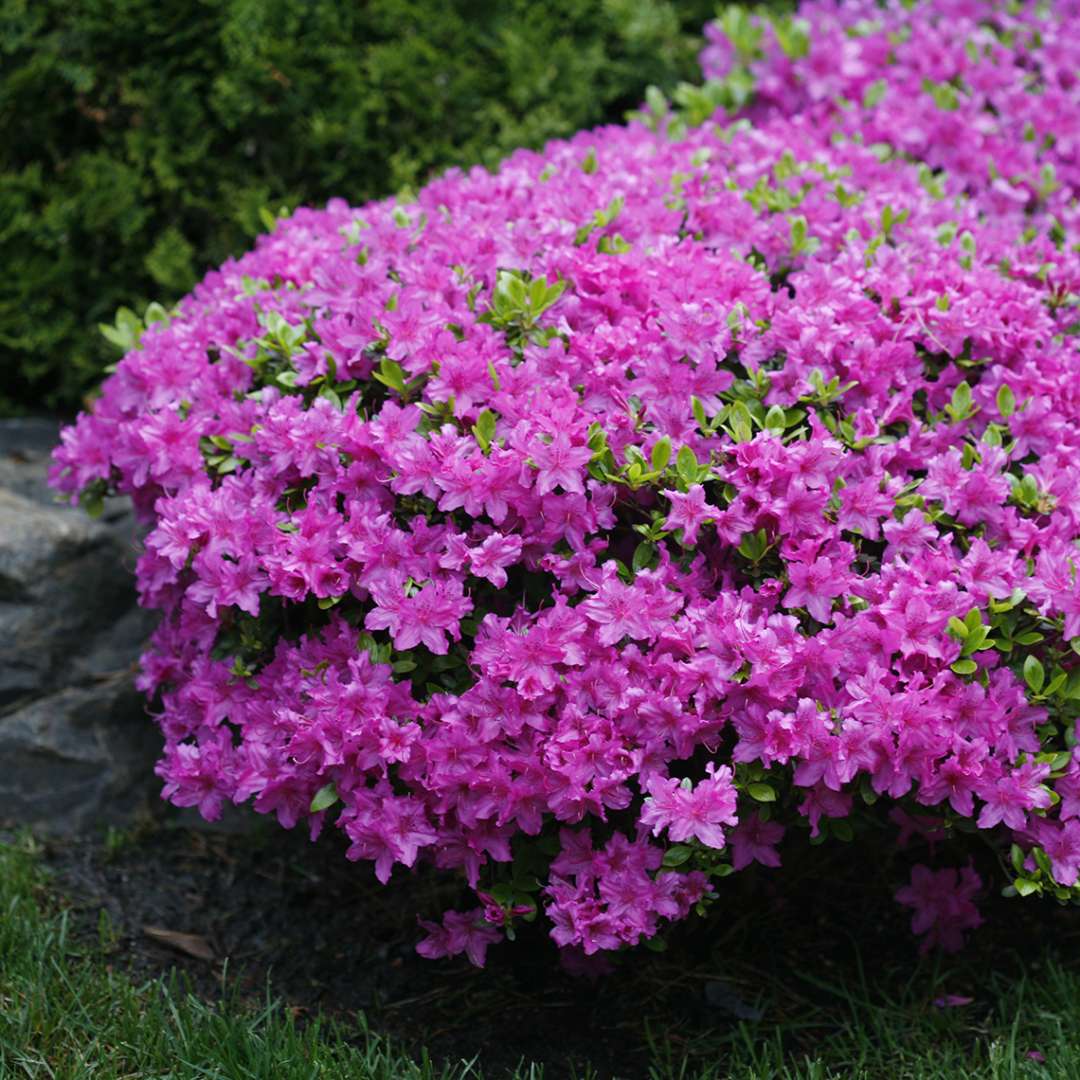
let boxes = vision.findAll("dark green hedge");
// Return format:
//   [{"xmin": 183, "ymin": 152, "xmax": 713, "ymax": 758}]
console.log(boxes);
[{"xmin": 0, "ymin": 0, "xmax": 715, "ymax": 415}]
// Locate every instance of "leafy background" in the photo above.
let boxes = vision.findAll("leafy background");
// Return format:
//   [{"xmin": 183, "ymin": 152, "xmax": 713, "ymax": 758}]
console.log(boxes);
[{"xmin": 0, "ymin": 0, "xmax": 716, "ymax": 416}]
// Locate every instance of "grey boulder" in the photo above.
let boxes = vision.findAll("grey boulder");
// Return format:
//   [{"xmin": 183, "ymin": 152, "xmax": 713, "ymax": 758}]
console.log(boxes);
[{"xmin": 0, "ymin": 418, "xmax": 160, "ymax": 832}]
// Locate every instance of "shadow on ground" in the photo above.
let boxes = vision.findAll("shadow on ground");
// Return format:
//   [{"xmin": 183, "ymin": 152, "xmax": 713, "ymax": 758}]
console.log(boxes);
[{"xmin": 20, "ymin": 814, "xmax": 1080, "ymax": 1078}]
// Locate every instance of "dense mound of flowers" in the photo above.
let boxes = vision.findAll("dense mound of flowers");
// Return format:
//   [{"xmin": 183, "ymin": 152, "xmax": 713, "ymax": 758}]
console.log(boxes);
[{"xmin": 54, "ymin": 0, "xmax": 1080, "ymax": 965}]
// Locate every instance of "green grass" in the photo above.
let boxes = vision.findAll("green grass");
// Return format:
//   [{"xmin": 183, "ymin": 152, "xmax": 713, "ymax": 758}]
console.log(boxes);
[
  {"xmin": 1, "ymin": 832, "xmax": 1078, "ymax": 1079},
  {"xmin": 0, "ymin": 834, "xmax": 474, "ymax": 1080}
]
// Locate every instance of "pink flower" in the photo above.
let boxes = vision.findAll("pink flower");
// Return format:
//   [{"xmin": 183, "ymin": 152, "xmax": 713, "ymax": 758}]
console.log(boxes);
[
  {"xmin": 344, "ymin": 792, "xmax": 438, "ymax": 883},
  {"xmin": 837, "ymin": 476, "xmax": 895, "ymax": 539},
  {"xmin": 416, "ymin": 909, "xmax": 502, "ymax": 967},
  {"xmin": 895, "ymin": 864, "xmax": 982, "ymax": 954},
  {"xmin": 797, "ymin": 784, "xmax": 852, "ymax": 839},
  {"xmin": 1031, "ymin": 818, "xmax": 1080, "ymax": 887},
  {"xmin": 578, "ymin": 569, "xmax": 655, "ymax": 645},
  {"xmin": 783, "ymin": 556, "xmax": 849, "ymax": 624},
  {"xmin": 729, "ymin": 814, "xmax": 785, "ymax": 871},
  {"xmin": 365, "ymin": 577, "xmax": 472, "ymax": 654},
  {"xmin": 664, "ymin": 484, "xmax": 716, "ymax": 546},
  {"xmin": 976, "ymin": 761, "xmax": 1052, "ymax": 831},
  {"xmin": 530, "ymin": 433, "xmax": 592, "ymax": 496},
  {"xmin": 882, "ymin": 510, "xmax": 936, "ymax": 561},
  {"xmin": 639, "ymin": 765, "xmax": 738, "ymax": 849},
  {"xmin": 468, "ymin": 533, "xmax": 523, "ymax": 587},
  {"xmin": 187, "ymin": 550, "xmax": 267, "ymax": 618}
]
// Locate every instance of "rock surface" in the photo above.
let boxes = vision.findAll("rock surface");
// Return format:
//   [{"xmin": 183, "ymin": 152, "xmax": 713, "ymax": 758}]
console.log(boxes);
[{"xmin": 0, "ymin": 418, "xmax": 160, "ymax": 831}]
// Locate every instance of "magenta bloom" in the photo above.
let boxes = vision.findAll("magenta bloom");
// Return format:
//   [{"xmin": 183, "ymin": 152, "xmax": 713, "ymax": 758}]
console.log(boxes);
[
  {"xmin": 895, "ymin": 864, "xmax": 982, "ymax": 954},
  {"xmin": 729, "ymin": 814, "xmax": 785, "ymax": 871},
  {"xmin": 365, "ymin": 578, "xmax": 472, "ymax": 654},
  {"xmin": 1035, "ymin": 819, "xmax": 1080, "ymax": 888},
  {"xmin": 977, "ymin": 761, "xmax": 1052, "ymax": 831},
  {"xmin": 417, "ymin": 909, "xmax": 503, "ymax": 967},
  {"xmin": 664, "ymin": 484, "xmax": 715, "ymax": 546},
  {"xmin": 783, "ymin": 556, "xmax": 849, "ymax": 624},
  {"xmin": 530, "ymin": 433, "xmax": 592, "ymax": 496},
  {"xmin": 639, "ymin": 765, "xmax": 738, "ymax": 849}
]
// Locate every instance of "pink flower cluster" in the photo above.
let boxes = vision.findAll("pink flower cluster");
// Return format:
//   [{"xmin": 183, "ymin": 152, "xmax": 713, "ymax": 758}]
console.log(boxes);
[
  {"xmin": 54, "ymin": 0, "xmax": 1080, "ymax": 963},
  {"xmin": 896, "ymin": 864, "xmax": 983, "ymax": 954}
]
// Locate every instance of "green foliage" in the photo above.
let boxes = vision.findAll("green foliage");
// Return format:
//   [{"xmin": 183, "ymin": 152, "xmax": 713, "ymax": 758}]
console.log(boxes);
[{"xmin": 0, "ymin": 0, "xmax": 715, "ymax": 415}]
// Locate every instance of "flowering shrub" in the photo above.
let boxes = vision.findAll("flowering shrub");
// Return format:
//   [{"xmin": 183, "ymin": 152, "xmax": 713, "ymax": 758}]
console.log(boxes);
[{"xmin": 53, "ymin": 0, "xmax": 1080, "ymax": 965}]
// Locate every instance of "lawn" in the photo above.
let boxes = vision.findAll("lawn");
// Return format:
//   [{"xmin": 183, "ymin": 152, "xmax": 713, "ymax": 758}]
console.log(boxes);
[{"xmin": 2, "ymin": 827, "xmax": 1078, "ymax": 1079}]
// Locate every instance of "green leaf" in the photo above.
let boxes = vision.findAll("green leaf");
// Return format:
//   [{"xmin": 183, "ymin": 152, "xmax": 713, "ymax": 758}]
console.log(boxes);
[
  {"xmin": 951, "ymin": 658, "xmax": 978, "ymax": 675},
  {"xmin": 1033, "ymin": 846, "xmax": 1053, "ymax": 876},
  {"xmin": 950, "ymin": 380, "xmax": 972, "ymax": 416},
  {"xmin": 309, "ymin": 782, "xmax": 339, "ymax": 814},
  {"xmin": 936, "ymin": 221, "xmax": 958, "ymax": 246},
  {"xmin": 831, "ymin": 818, "xmax": 854, "ymax": 842},
  {"xmin": 790, "ymin": 214, "xmax": 807, "ymax": 248},
  {"xmin": 1046, "ymin": 672, "xmax": 1068, "ymax": 698},
  {"xmin": 737, "ymin": 528, "xmax": 769, "ymax": 564},
  {"xmin": 489, "ymin": 883, "xmax": 516, "ymax": 906},
  {"xmin": 374, "ymin": 358, "xmax": 406, "ymax": 394},
  {"xmin": 632, "ymin": 540, "xmax": 656, "ymax": 572},
  {"xmin": 527, "ymin": 275, "xmax": 567, "ymax": 319},
  {"xmin": 1011, "ymin": 844, "xmax": 1026, "ymax": 873},
  {"xmin": 763, "ymin": 404, "xmax": 787, "ymax": 431},
  {"xmin": 1065, "ymin": 670, "xmax": 1080, "ymax": 701},
  {"xmin": 727, "ymin": 400, "xmax": 754, "ymax": 443},
  {"xmin": 143, "ymin": 301, "xmax": 171, "ymax": 326},
  {"xmin": 99, "ymin": 306, "xmax": 144, "ymax": 352},
  {"xmin": 319, "ymin": 386, "xmax": 343, "ymax": 411},
  {"xmin": 961, "ymin": 625, "xmax": 987, "ymax": 656},
  {"xmin": 597, "ymin": 233, "xmax": 632, "ymax": 255},
  {"xmin": 676, "ymin": 445, "xmax": 699, "ymax": 485},
  {"xmin": 923, "ymin": 77, "xmax": 959, "ymax": 111},
  {"xmin": 997, "ymin": 383, "xmax": 1016, "ymax": 418},
  {"xmin": 1049, "ymin": 751, "xmax": 1074, "ymax": 771},
  {"xmin": 472, "ymin": 408, "xmax": 498, "ymax": 452},
  {"xmin": 1024, "ymin": 655, "xmax": 1046, "ymax": 694},
  {"xmin": 259, "ymin": 205, "xmax": 283, "ymax": 232},
  {"xmin": 661, "ymin": 845, "xmax": 694, "ymax": 868},
  {"xmin": 746, "ymin": 782, "xmax": 777, "ymax": 803},
  {"xmin": 587, "ymin": 423, "xmax": 608, "ymax": 455},
  {"xmin": 862, "ymin": 78, "xmax": 887, "ymax": 108},
  {"xmin": 651, "ymin": 436, "xmax": 672, "ymax": 473},
  {"xmin": 79, "ymin": 486, "xmax": 106, "ymax": 519}
]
